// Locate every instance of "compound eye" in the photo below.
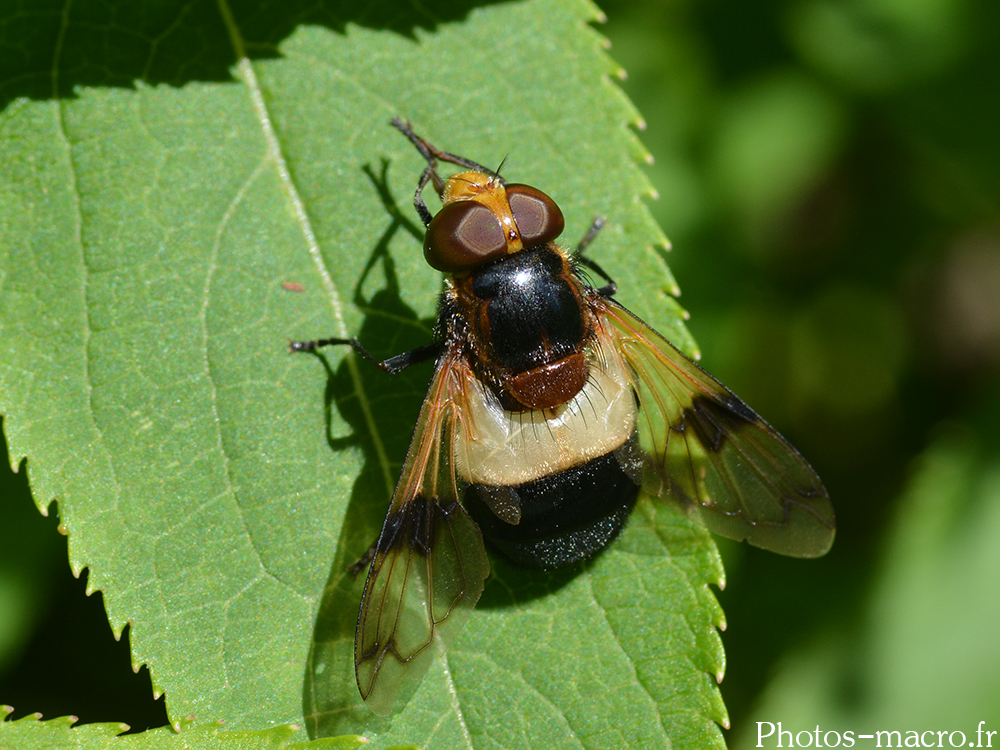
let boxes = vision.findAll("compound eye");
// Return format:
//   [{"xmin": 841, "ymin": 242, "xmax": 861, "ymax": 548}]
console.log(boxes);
[
  {"xmin": 506, "ymin": 184, "xmax": 565, "ymax": 246},
  {"xmin": 424, "ymin": 201, "xmax": 506, "ymax": 272}
]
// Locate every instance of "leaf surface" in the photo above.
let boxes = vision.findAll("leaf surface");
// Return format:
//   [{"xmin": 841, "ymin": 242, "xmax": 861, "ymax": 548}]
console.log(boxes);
[
  {"xmin": 0, "ymin": 710, "xmax": 365, "ymax": 750},
  {"xmin": 0, "ymin": 1, "xmax": 724, "ymax": 747}
]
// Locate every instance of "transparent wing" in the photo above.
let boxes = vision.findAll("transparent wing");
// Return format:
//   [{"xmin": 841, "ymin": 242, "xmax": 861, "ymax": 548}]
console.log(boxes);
[
  {"xmin": 595, "ymin": 297, "xmax": 835, "ymax": 558},
  {"xmin": 355, "ymin": 347, "xmax": 490, "ymax": 715}
]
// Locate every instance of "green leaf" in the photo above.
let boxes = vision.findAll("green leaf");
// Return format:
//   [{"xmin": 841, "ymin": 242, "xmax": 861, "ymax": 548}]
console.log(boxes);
[
  {"xmin": 0, "ymin": 709, "xmax": 365, "ymax": 750},
  {"xmin": 0, "ymin": 0, "xmax": 724, "ymax": 747}
]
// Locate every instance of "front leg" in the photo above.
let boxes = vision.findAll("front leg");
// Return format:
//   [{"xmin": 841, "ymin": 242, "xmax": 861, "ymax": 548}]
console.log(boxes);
[
  {"xmin": 572, "ymin": 217, "xmax": 617, "ymax": 297},
  {"xmin": 289, "ymin": 337, "xmax": 442, "ymax": 375}
]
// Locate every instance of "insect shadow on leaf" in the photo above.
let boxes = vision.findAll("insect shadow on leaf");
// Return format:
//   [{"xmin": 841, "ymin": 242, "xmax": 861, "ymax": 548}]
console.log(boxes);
[{"xmin": 303, "ymin": 160, "xmax": 435, "ymax": 736}]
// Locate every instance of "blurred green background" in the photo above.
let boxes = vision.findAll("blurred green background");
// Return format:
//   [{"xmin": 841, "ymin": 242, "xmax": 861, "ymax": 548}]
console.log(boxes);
[
  {"xmin": 1, "ymin": 0, "xmax": 998, "ymax": 744},
  {"xmin": 599, "ymin": 0, "xmax": 1000, "ymax": 745}
]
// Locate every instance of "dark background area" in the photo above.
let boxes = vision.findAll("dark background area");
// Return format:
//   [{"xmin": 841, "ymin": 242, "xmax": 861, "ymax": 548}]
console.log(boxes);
[{"xmin": 1, "ymin": 0, "xmax": 998, "ymax": 741}]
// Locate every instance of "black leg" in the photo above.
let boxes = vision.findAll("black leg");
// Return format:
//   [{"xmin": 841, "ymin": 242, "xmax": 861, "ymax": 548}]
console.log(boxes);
[
  {"xmin": 392, "ymin": 118, "xmax": 508, "ymax": 228},
  {"xmin": 573, "ymin": 218, "xmax": 617, "ymax": 297},
  {"xmin": 289, "ymin": 337, "xmax": 442, "ymax": 375},
  {"xmin": 391, "ymin": 117, "xmax": 501, "ymax": 181},
  {"xmin": 412, "ymin": 165, "xmax": 436, "ymax": 227},
  {"xmin": 576, "ymin": 217, "xmax": 604, "ymax": 255}
]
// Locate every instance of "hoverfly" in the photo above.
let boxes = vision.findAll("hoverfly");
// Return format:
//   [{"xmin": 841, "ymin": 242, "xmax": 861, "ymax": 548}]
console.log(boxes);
[{"xmin": 291, "ymin": 119, "xmax": 835, "ymax": 715}]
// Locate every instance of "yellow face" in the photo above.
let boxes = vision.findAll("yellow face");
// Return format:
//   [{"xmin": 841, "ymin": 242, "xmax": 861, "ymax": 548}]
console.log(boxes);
[
  {"xmin": 423, "ymin": 170, "xmax": 566, "ymax": 273},
  {"xmin": 441, "ymin": 171, "xmax": 526, "ymax": 255}
]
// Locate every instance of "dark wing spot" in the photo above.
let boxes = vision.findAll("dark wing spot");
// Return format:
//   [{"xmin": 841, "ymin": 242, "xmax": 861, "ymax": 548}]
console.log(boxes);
[
  {"xmin": 377, "ymin": 497, "xmax": 436, "ymax": 558},
  {"xmin": 720, "ymin": 393, "xmax": 759, "ymax": 423},
  {"xmin": 686, "ymin": 395, "xmax": 759, "ymax": 453}
]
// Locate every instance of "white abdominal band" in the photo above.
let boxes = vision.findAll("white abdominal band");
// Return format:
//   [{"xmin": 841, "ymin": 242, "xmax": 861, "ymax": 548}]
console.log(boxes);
[{"xmin": 454, "ymin": 347, "xmax": 636, "ymax": 487}]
